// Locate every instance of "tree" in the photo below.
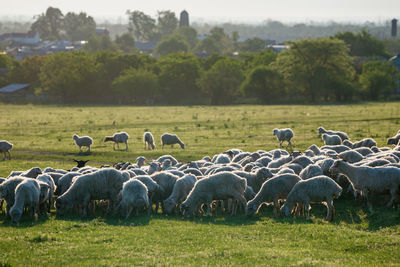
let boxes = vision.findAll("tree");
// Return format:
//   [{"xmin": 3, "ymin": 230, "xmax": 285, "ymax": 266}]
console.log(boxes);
[
  {"xmin": 274, "ymin": 38, "xmax": 355, "ymax": 102},
  {"xmin": 241, "ymin": 50, "xmax": 277, "ymax": 70},
  {"xmin": 173, "ymin": 26, "xmax": 198, "ymax": 49},
  {"xmin": 335, "ymin": 30, "xmax": 388, "ymax": 58},
  {"xmin": 39, "ymin": 52, "xmax": 98, "ymax": 102},
  {"xmin": 112, "ymin": 68, "xmax": 158, "ymax": 104},
  {"xmin": 154, "ymin": 36, "xmax": 189, "ymax": 57},
  {"xmin": 241, "ymin": 66, "xmax": 284, "ymax": 103},
  {"xmin": 198, "ymin": 58, "xmax": 244, "ymax": 104},
  {"xmin": 157, "ymin": 53, "xmax": 201, "ymax": 103},
  {"xmin": 31, "ymin": 7, "xmax": 63, "ymax": 40},
  {"xmin": 194, "ymin": 36, "xmax": 222, "ymax": 54},
  {"xmin": 126, "ymin": 10, "xmax": 156, "ymax": 42},
  {"xmin": 115, "ymin": 33, "xmax": 137, "ymax": 53},
  {"xmin": 157, "ymin": 10, "xmax": 178, "ymax": 38},
  {"xmin": 84, "ymin": 35, "xmax": 117, "ymax": 53},
  {"xmin": 359, "ymin": 61, "xmax": 399, "ymax": 100},
  {"xmin": 63, "ymin": 12, "xmax": 96, "ymax": 41},
  {"xmin": 232, "ymin": 31, "xmax": 239, "ymax": 51},
  {"xmin": 8, "ymin": 55, "xmax": 46, "ymax": 87},
  {"xmin": 240, "ymin": 37, "xmax": 266, "ymax": 52},
  {"xmin": 0, "ymin": 54, "xmax": 16, "ymax": 69}
]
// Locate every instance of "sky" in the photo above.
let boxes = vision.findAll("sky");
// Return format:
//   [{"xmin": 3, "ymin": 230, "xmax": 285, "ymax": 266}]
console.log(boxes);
[{"xmin": 1, "ymin": 0, "xmax": 399, "ymax": 24}]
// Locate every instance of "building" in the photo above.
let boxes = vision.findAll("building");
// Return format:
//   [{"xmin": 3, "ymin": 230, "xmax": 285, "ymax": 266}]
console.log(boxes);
[
  {"xmin": 179, "ymin": 10, "xmax": 189, "ymax": 27},
  {"xmin": 96, "ymin": 28, "xmax": 110, "ymax": 37},
  {"xmin": 0, "ymin": 83, "xmax": 33, "ymax": 102},
  {"xmin": 0, "ymin": 31, "xmax": 40, "ymax": 45}
]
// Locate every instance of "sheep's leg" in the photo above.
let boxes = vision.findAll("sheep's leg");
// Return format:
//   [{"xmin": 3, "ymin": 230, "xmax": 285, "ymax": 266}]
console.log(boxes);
[
  {"xmin": 2, "ymin": 152, "xmax": 5, "ymax": 160},
  {"xmin": 305, "ymin": 201, "xmax": 310, "ymax": 220},
  {"xmin": 279, "ymin": 141, "xmax": 283, "ymax": 148},
  {"xmin": 7, "ymin": 151, "xmax": 11, "ymax": 160},
  {"xmin": 387, "ymin": 187, "xmax": 398, "ymax": 208},
  {"xmin": 206, "ymin": 200, "xmax": 212, "ymax": 217},
  {"xmin": 135, "ymin": 208, "xmax": 139, "ymax": 216},
  {"xmin": 273, "ymin": 197, "xmax": 280, "ymax": 217},
  {"xmin": 125, "ymin": 142, "xmax": 128, "ymax": 151},
  {"xmin": 117, "ymin": 143, "xmax": 120, "ymax": 150},
  {"xmin": 125, "ymin": 206, "xmax": 133, "ymax": 219},
  {"xmin": 79, "ymin": 146, "xmax": 82, "ymax": 153},
  {"xmin": 326, "ymin": 199, "xmax": 333, "ymax": 221}
]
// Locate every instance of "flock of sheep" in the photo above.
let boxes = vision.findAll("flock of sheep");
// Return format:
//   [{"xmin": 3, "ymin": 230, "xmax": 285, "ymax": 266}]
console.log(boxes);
[{"xmin": 1, "ymin": 126, "xmax": 400, "ymax": 223}]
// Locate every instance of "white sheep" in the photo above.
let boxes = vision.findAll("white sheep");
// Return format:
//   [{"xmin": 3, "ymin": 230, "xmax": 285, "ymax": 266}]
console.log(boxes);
[
  {"xmin": 0, "ymin": 140, "xmax": 13, "ymax": 160},
  {"xmin": 321, "ymin": 134, "xmax": 342, "ymax": 146},
  {"xmin": 8, "ymin": 167, "xmax": 42, "ymax": 179},
  {"xmin": 0, "ymin": 177, "xmax": 27, "ymax": 217},
  {"xmin": 280, "ymin": 176, "xmax": 342, "ymax": 221},
  {"xmin": 143, "ymin": 132, "xmax": 155, "ymax": 150},
  {"xmin": 163, "ymin": 174, "xmax": 197, "ymax": 214},
  {"xmin": 387, "ymin": 131, "xmax": 400, "ymax": 145},
  {"xmin": 161, "ymin": 133, "xmax": 185, "ymax": 149},
  {"xmin": 338, "ymin": 150, "xmax": 364, "ymax": 163},
  {"xmin": 117, "ymin": 179, "xmax": 150, "ymax": 218},
  {"xmin": 329, "ymin": 160, "xmax": 400, "ymax": 208},
  {"xmin": 245, "ymin": 173, "xmax": 301, "ymax": 217},
  {"xmin": 151, "ymin": 172, "xmax": 179, "ymax": 213},
  {"xmin": 299, "ymin": 164, "xmax": 323, "ymax": 180},
  {"xmin": 73, "ymin": 134, "xmax": 93, "ymax": 153},
  {"xmin": 36, "ymin": 174, "xmax": 56, "ymax": 213},
  {"xmin": 56, "ymin": 169, "xmax": 130, "ymax": 217},
  {"xmin": 233, "ymin": 167, "xmax": 273, "ymax": 193},
  {"xmin": 181, "ymin": 172, "xmax": 247, "ymax": 217},
  {"xmin": 55, "ymin": 172, "xmax": 81, "ymax": 196},
  {"xmin": 273, "ymin": 128, "xmax": 294, "ymax": 149},
  {"xmin": 318, "ymin": 126, "xmax": 349, "ymax": 141},
  {"xmin": 343, "ymin": 138, "xmax": 377, "ymax": 149},
  {"xmin": 104, "ymin": 132, "xmax": 129, "ymax": 151},
  {"xmin": 10, "ymin": 179, "xmax": 40, "ymax": 223}
]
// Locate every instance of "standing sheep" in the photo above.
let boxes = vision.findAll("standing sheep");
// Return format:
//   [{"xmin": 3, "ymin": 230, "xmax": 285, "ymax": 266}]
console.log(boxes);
[
  {"xmin": 0, "ymin": 177, "xmax": 27, "ymax": 217},
  {"xmin": 161, "ymin": 133, "xmax": 185, "ymax": 149},
  {"xmin": 280, "ymin": 176, "xmax": 342, "ymax": 221},
  {"xmin": 143, "ymin": 132, "xmax": 155, "ymax": 150},
  {"xmin": 117, "ymin": 179, "xmax": 150, "ymax": 218},
  {"xmin": 73, "ymin": 134, "xmax": 93, "ymax": 153},
  {"xmin": 245, "ymin": 173, "xmax": 301, "ymax": 217},
  {"xmin": 10, "ymin": 179, "xmax": 40, "ymax": 223},
  {"xmin": 343, "ymin": 138, "xmax": 377, "ymax": 149},
  {"xmin": 104, "ymin": 132, "xmax": 129, "ymax": 151},
  {"xmin": 181, "ymin": 172, "xmax": 247, "ymax": 217},
  {"xmin": 163, "ymin": 174, "xmax": 197, "ymax": 214},
  {"xmin": 0, "ymin": 140, "xmax": 13, "ymax": 160},
  {"xmin": 318, "ymin": 127, "xmax": 349, "ymax": 141},
  {"xmin": 387, "ymin": 131, "xmax": 400, "ymax": 145},
  {"xmin": 273, "ymin": 128, "xmax": 294, "ymax": 149},
  {"xmin": 321, "ymin": 134, "xmax": 342, "ymax": 146}
]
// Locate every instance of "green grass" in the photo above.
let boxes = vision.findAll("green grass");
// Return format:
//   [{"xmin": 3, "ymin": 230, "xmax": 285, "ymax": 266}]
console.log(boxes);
[{"xmin": 0, "ymin": 102, "xmax": 400, "ymax": 266}]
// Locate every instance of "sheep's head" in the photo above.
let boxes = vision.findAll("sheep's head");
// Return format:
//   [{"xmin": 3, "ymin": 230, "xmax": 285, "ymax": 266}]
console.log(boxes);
[
  {"xmin": 73, "ymin": 159, "xmax": 89, "ymax": 168},
  {"xmin": 334, "ymin": 185, "xmax": 343, "ymax": 199},
  {"xmin": 72, "ymin": 134, "xmax": 78, "ymax": 140},
  {"xmin": 55, "ymin": 197, "xmax": 73, "ymax": 216},
  {"xmin": 272, "ymin": 129, "xmax": 278, "ymax": 136},
  {"xmin": 104, "ymin": 136, "xmax": 113, "ymax": 142},
  {"xmin": 163, "ymin": 198, "xmax": 176, "ymax": 214},
  {"xmin": 39, "ymin": 182, "xmax": 50, "ymax": 203},
  {"xmin": 387, "ymin": 138, "xmax": 397, "ymax": 145},
  {"xmin": 10, "ymin": 208, "xmax": 22, "ymax": 223},
  {"xmin": 317, "ymin": 127, "xmax": 325, "ymax": 134},
  {"xmin": 136, "ymin": 156, "xmax": 146, "ymax": 167},
  {"xmin": 245, "ymin": 201, "xmax": 258, "ymax": 217},
  {"xmin": 257, "ymin": 167, "xmax": 273, "ymax": 180},
  {"xmin": 180, "ymin": 143, "xmax": 185, "ymax": 149},
  {"xmin": 280, "ymin": 204, "xmax": 292, "ymax": 217},
  {"xmin": 342, "ymin": 140, "xmax": 353, "ymax": 148},
  {"xmin": 329, "ymin": 160, "xmax": 343, "ymax": 174}
]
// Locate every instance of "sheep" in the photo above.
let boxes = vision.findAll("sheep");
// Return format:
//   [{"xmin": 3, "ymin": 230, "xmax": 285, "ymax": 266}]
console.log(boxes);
[
  {"xmin": 10, "ymin": 179, "xmax": 40, "ymax": 223},
  {"xmin": 246, "ymin": 173, "xmax": 301, "ymax": 217},
  {"xmin": 387, "ymin": 131, "xmax": 400, "ymax": 145},
  {"xmin": 321, "ymin": 145, "xmax": 350, "ymax": 154},
  {"xmin": 280, "ymin": 176, "xmax": 342, "ymax": 221},
  {"xmin": 156, "ymin": 155, "xmax": 178, "ymax": 166},
  {"xmin": 37, "ymin": 181, "xmax": 51, "ymax": 214},
  {"xmin": 343, "ymin": 138, "xmax": 377, "ymax": 149},
  {"xmin": 73, "ymin": 159, "xmax": 89, "ymax": 168},
  {"xmin": 299, "ymin": 164, "xmax": 323, "ymax": 180},
  {"xmin": 36, "ymin": 174, "xmax": 56, "ymax": 213},
  {"xmin": 338, "ymin": 150, "xmax": 364, "ymax": 163},
  {"xmin": 163, "ymin": 174, "xmax": 197, "ymax": 214},
  {"xmin": 0, "ymin": 177, "xmax": 4, "ymax": 211},
  {"xmin": 150, "ymin": 172, "xmax": 179, "ymax": 213},
  {"xmin": 273, "ymin": 128, "xmax": 294, "ymax": 149},
  {"xmin": 55, "ymin": 169, "xmax": 130, "ymax": 217},
  {"xmin": 318, "ymin": 127, "xmax": 349, "ymax": 141},
  {"xmin": 0, "ymin": 140, "xmax": 13, "ymax": 160},
  {"xmin": 8, "ymin": 167, "xmax": 42, "ymax": 179},
  {"xmin": 134, "ymin": 175, "xmax": 160, "ymax": 194},
  {"xmin": 353, "ymin": 147, "xmax": 374, "ymax": 156},
  {"xmin": 117, "ymin": 179, "xmax": 150, "ymax": 218},
  {"xmin": 233, "ymin": 167, "xmax": 273, "ymax": 193},
  {"xmin": 104, "ymin": 132, "xmax": 129, "ymax": 151},
  {"xmin": 73, "ymin": 134, "xmax": 93, "ymax": 153},
  {"xmin": 161, "ymin": 133, "xmax": 185, "ymax": 149},
  {"xmin": 55, "ymin": 172, "xmax": 81, "ymax": 196},
  {"xmin": 329, "ymin": 160, "xmax": 400, "ymax": 208},
  {"xmin": 0, "ymin": 177, "xmax": 27, "ymax": 217},
  {"xmin": 181, "ymin": 172, "xmax": 247, "ymax": 218},
  {"xmin": 321, "ymin": 134, "xmax": 342, "ymax": 146},
  {"xmin": 143, "ymin": 132, "xmax": 155, "ymax": 150}
]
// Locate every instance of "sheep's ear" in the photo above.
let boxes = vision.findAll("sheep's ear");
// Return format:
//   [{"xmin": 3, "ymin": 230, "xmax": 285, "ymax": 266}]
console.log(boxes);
[
  {"xmin": 73, "ymin": 159, "xmax": 77, "ymax": 162},
  {"xmin": 84, "ymin": 160, "xmax": 89, "ymax": 163}
]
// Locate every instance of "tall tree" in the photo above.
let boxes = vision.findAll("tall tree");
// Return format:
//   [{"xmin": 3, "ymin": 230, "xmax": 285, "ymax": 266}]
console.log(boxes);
[
  {"xmin": 115, "ymin": 33, "xmax": 137, "ymax": 53},
  {"xmin": 63, "ymin": 12, "xmax": 96, "ymax": 41},
  {"xmin": 126, "ymin": 10, "xmax": 156, "ymax": 42},
  {"xmin": 84, "ymin": 35, "xmax": 117, "ymax": 53},
  {"xmin": 31, "ymin": 7, "xmax": 63, "ymax": 40},
  {"xmin": 173, "ymin": 26, "xmax": 198, "ymax": 49},
  {"xmin": 157, "ymin": 10, "xmax": 178, "ymax": 38},
  {"xmin": 154, "ymin": 36, "xmax": 189, "ymax": 57}
]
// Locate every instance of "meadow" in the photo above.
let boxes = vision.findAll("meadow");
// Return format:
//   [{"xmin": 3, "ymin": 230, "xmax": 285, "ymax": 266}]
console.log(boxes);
[{"xmin": 0, "ymin": 102, "xmax": 400, "ymax": 266}]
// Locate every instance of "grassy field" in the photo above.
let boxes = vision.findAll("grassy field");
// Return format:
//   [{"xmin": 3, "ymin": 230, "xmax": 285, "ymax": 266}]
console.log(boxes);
[{"xmin": 0, "ymin": 102, "xmax": 400, "ymax": 266}]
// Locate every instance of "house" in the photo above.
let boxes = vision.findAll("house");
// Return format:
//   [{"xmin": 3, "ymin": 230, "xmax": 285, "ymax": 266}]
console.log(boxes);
[
  {"xmin": 0, "ymin": 31, "xmax": 40, "ymax": 45},
  {"xmin": 0, "ymin": 83, "xmax": 33, "ymax": 102},
  {"xmin": 136, "ymin": 41, "xmax": 158, "ymax": 53},
  {"xmin": 96, "ymin": 28, "xmax": 110, "ymax": 37}
]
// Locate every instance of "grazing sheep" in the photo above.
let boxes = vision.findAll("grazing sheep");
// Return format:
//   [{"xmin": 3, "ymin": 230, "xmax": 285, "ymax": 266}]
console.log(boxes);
[
  {"xmin": 143, "ymin": 132, "xmax": 155, "ymax": 150},
  {"xmin": 387, "ymin": 131, "xmax": 400, "ymax": 145},
  {"xmin": 163, "ymin": 174, "xmax": 197, "ymax": 214},
  {"xmin": 181, "ymin": 172, "xmax": 247, "ymax": 217},
  {"xmin": 343, "ymin": 138, "xmax": 377, "ymax": 149},
  {"xmin": 151, "ymin": 172, "xmax": 179, "ymax": 213},
  {"xmin": 156, "ymin": 155, "xmax": 178, "ymax": 166},
  {"xmin": 0, "ymin": 140, "xmax": 13, "ymax": 160},
  {"xmin": 8, "ymin": 167, "xmax": 42, "ymax": 179},
  {"xmin": 329, "ymin": 160, "xmax": 400, "ymax": 208},
  {"xmin": 36, "ymin": 174, "xmax": 56, "ymax": 213},
  {"xmin": 134, "ymin": 175, "xmax": 160, "ymax": 194},
  {"xmin": 0, "ymin": 177, "xmax": 4, "ymax": 211},
  {"xmin": 117, "ymin": 179, "xmax": 150, "ymax": 218},
  {"xmin": 281, "ymin": 176, "xmax": 342, "ymax": 221},
  {"xmin": 234, "ymin": 167, "xmax": 273, "ymax": 193},
  {"xmin": 318, "ymin": 127, "xmax": 349, "ymax": 141},
  {"xmin": 104, "ymin": 132, "xmax": 129, "ymax": 151},
  {"xmin": 273, "ymin": 128, "xmax": 294, "ymax": 149},
  {"xmin": 338, "ymin": 150, "xmax": 364, "ymax": 163},
  {"xmin": 73, "ymin": 134, "xmax": 93, "ymax": 153},
  {"xmin": 0, "ymin": 177, "xmax": 27, "ymax": 217},
  {"xmin": 161, "ymin": 133, "xmax": 185, "ymax": 149},
  {"xmin": 56, "ymin": 169, "xmax": 130, "ymax": 217},
  {"xmin": 10, "ymin": 179, "xmax": 40, "ymax": 223},
  {"xmin": 73, "ymin": 159, "xmax": 89, "ymax": 168},
  {"xmin": 322, "ymin": 134, "xmax": 342, "ymax": 146},
  {"xmin": 55, "ymin": 172, "xmax": 81, "ymax": 196},
  {"xmin": 246, "ymin": 174, "xmax": 301, "ymax": 217}
]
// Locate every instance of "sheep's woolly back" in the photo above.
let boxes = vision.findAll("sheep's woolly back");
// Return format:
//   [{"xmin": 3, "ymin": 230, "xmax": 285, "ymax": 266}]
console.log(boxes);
[
  {"xmin": 318, "ymin": 127, "xmax": 349, "ymax": 141},
  {"xmin": 105, "ymin": 132, "xmax": 129, "ymax": 143},
  {"xmin": 321, "ymin": 134, "xmax": 342, "ymax": 146},
  {"xmin": 73, "ymin": 134, "xmax": 93, "ymax": 147},
  {"xmin": 161, "ymin": 133, "xmax": 185, "ymax": 149},
  {"xmin": 120, "ymin": 179, "xmax": 149, "ymax": 207},
  {"xmin": 10, "ymin": 179, "xmax": 40, "ymax": 222},
  {"xmin": 273, "ymin": 128, "xmax": 294, "ymax": 141},
  {"xmin": 0, "ymin": 140, "xmax": 13, "ymax": 152},
  {"xmin": 0, "ymin": 177, "xmax": 27, "ymax": 215}
]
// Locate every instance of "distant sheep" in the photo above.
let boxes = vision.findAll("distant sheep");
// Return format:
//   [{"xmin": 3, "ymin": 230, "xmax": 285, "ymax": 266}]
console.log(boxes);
[
  {"xmin": 10, "ymin": 179, "xmax": 40, "ymax": 223},
  {"xmin": 73, "ymin": 134, "xmax": 93, "ymax": 153},
  {"xmin": 322, "ymin": 134, "xmax": 342, "ymax": 146},
  {"xmin": 104, "ymin": 132, "xmax": 129, "ymax": 151},
  {"xmin": 161, "ymin": 133, "xmax": 185, "ymax": 149},
  {"xmin": 0, "ymin": 140, "xmax": 13, "ymax": 160},
  {"xmin": 387, "ymin": 131, "xmax": 400, "ymax": 145},
  {"xmin": 343, "ymin": 138, "xmax": 377, "ymax": 149},
  {"xmin": 8, "ymin": 167, "xmax": 42, "ymax": 179},
  {"xmin": 318, "ymin": 127, "xmax": 349, "ymax": 141},
  {"xmin": 281, "ymin": 176, "xmax": 342, "ymax": 221},
  {"xmin": 143, "ymin": 132, "xmax": 155, "ymax": 150},
  {"xmin": 273, "ymin": 128, "xmax": 294, "ymax": 149}
]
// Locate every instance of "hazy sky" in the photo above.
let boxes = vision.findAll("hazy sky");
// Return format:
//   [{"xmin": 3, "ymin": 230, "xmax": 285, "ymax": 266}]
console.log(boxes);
[{"xmin": 1, "ymin": 0, "xmax": 399, "ymax": 23}]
